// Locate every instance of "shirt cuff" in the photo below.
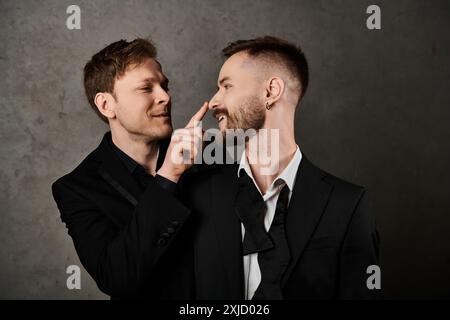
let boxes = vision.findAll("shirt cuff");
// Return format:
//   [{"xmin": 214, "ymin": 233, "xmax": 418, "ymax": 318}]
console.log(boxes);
[{"xmin": 154, "ymin": 174, "xmax": 178, "ymax": 195}]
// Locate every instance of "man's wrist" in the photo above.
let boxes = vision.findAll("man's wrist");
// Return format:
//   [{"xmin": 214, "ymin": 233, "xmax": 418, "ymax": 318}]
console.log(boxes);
[{"xmin": 157, "ymin": 166, "xmax": 181, "ymax": 183}]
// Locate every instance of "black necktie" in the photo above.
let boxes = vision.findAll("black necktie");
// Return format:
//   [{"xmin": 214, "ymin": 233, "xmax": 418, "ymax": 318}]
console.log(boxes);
[{"xmin": 234, "ymin": 171, "xmax": 291, "ymax": 300}]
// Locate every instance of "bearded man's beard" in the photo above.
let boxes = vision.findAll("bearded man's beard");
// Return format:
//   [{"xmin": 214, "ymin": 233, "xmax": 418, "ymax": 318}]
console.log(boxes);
[{"xmin": 226, "ymin": 95, "xmax": 266, "ymax": 132}]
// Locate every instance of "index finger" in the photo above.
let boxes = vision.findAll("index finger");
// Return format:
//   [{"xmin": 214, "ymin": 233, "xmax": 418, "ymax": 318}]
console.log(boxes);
[{"xmin": 185, "ymin": 101, "xmax": 209, "ymax": 128}]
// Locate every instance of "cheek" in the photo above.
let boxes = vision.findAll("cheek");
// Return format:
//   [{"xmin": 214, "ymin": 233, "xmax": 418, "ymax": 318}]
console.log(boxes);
[
  {"xmin": 116, "ymin": 99, "xmax": 149, "ymax": 123},
  {"xmin": 225, "ymin": 89, "xmax": 252, "ymax": 114},
  {"xmin": 134, "ymin": 93, "xmax": 154, "ymax": 107},
  {"xmin": 129, "ymin": 95, "xmax": 155, "ymax": 114},
  {"xmin": 223, "ymin": 92, "xmax": 241, "ymax": 113}
]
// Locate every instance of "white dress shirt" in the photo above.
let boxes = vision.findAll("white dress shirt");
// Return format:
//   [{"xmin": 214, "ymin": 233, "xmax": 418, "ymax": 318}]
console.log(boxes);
[{"xmin": 238, "ymin": 146, "xmax": 302, "ymax": 300}]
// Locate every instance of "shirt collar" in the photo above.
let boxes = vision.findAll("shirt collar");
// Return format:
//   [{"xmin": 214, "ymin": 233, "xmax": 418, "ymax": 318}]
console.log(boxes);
[
  {"xmin": 109, "ymin": 135, "xmax": 159, "ymax": 175},
  {"xmin": 275, "ymin": 146, "xmax": 302, "ymax": 191},
  {"xmin": 238, "ymin": 145, "xmax": 302, "ymax": 194}
]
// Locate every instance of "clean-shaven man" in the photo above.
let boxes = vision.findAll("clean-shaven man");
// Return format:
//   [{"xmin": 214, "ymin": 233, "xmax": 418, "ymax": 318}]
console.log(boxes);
[{"xmin": 52, "ymin": 38, "xmax": 207, "ymax": 299}]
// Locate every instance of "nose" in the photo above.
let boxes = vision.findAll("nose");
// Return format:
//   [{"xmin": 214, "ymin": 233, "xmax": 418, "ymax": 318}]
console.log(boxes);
[
  {"xmin": 156, "ymin": 87, "xmax": 170, "ymax": 105},
  {"xmin": 209, "ymin": 92, "xmax": 220, "ymax": 110}
]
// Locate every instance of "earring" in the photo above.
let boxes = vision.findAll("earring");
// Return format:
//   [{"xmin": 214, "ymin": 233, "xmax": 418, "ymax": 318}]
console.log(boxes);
[{"xmin": 265, "ymin": 102, "xmax": 272, "ymax": 110}]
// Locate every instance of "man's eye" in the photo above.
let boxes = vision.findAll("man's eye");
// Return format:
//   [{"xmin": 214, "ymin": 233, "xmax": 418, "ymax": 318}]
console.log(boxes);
[
  {"xmin": 224, "ymin": 84, "xmax": 232, "ymax": 89},
  {"xmin": 142, "ymin": 86, "xmax": 153, "ymax": 92}
]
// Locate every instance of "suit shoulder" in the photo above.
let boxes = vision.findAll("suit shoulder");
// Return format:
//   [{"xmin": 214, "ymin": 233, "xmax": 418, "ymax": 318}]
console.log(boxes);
[
  {"xmin": 52, "ymin": 147, "xmax": 100, "ymax": 193},
  {"xmin": 306, "ymin": 158, "xmax": 367, "ymax": 197}
]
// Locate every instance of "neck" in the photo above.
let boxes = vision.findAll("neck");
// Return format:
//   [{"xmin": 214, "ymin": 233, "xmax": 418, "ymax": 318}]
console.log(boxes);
[
  {"xmin": 111, "ymin": 128, "xmax": 159, "ymax": 175},
  {"xmin": 245, "ymin": 114, "xmax": 297, "ymax": 194}
]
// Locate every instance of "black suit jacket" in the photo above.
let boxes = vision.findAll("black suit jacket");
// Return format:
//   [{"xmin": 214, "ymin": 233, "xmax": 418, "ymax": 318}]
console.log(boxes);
[
  {"xmin": 184, "ymin": 156, "xmax": 381, "ymax": 300},
  {"xmin": 52, "ymin": 132, "xmax": 195, "ymax": 299}
]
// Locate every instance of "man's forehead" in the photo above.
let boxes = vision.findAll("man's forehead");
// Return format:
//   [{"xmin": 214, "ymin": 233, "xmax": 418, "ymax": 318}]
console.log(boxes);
[
  {"xmin": 222, "ymin": 52, "xmax": 248, "ymax": 71},
  {"xmin": 218, "ymin": 52, "xmax": 255, "ymax": 82},
  {"xmin": 123, "ymin": 59, "xmax": 166, "ymax": 82}
]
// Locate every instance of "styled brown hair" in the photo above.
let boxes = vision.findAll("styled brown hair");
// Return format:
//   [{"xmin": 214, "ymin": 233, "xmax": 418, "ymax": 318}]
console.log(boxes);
[
  {"xmin": 83, "ymin": 38, "xmax": 157, "ymax": 123},
  {"xmin": 222, "ymin": 36, "xmax": 309, "ymax": 100}
]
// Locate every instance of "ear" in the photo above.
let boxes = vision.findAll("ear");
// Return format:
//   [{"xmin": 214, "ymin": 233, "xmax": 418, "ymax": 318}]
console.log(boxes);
[
  {"xmin": 264, "ymin": 77, "xmax": 285, "ymax": 106},
  {"xmin": 94, "ymin": 92, "xmax": 116, "ymax": 120}
]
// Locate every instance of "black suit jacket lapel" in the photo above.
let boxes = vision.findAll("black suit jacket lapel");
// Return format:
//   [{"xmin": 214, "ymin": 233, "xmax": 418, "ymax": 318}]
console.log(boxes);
[
  {"xmin": 94, "ymin": 132, "xmax": 142, "ymax": 208},
  {"xmin": 211, "ymin": 163, "xmax": 245, "ymax": 299},
  {"xmin": 94, "ymin": 132, "xmax": 171, "ymax": 209},
  {"xmin": 282, "ymin": 155, "xmax": 334, "ymax": 287}
]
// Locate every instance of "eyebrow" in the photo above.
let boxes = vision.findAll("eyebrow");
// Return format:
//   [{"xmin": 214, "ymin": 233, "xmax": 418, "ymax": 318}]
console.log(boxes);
[{"xmin": 138, "ymin": 77, "xmax": 169, "ymax": 86}]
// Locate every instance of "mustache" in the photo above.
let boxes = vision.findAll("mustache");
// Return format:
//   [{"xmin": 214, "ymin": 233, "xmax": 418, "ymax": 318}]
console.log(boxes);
[{"xmin": 212, "ymin": 108, "xmax": 229, "ymax": 119}]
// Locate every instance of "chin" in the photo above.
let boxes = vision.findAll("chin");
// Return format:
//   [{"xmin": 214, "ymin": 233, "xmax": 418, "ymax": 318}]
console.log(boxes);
[
  {"xmin": 144, "ymin": 124, "xmax": 172, "ymax": 141},
  {"xmin": 157, "ymin": 125, "xmax": 173, "ymax": 139}
]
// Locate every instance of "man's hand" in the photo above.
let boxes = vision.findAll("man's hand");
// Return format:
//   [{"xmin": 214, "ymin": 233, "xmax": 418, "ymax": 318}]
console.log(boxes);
[{"xmin": 157, "ymin": 102, "xmax": 209, "ymax": 183}]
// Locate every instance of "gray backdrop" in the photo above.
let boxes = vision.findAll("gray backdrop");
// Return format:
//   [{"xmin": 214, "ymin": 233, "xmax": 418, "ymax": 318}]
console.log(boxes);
[{"xmin": 1, "ymin": 0, "xmax": 449, "ymax": 299}]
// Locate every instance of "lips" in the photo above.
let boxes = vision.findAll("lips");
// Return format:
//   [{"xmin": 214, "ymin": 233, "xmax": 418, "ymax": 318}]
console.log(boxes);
[
  {"xmin": 213, "ymin": 110, "xmax": 227, "ymax": 124},
  {"xmin": 152, "ymin": 112, "xmax": 170, "ymax": 117}
]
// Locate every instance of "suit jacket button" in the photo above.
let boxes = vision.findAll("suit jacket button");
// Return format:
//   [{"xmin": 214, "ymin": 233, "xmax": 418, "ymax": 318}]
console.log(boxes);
[
  {"xmin": 161, "ymin": 232, "xmax": 170, "ymax": 238},
  {"xmin": 167, "ymin": 227, "xmax": 175, "ymax": 234},
  {"xmin": 157, "ymin": 238, "xmax": 167, "ymax": 246}
]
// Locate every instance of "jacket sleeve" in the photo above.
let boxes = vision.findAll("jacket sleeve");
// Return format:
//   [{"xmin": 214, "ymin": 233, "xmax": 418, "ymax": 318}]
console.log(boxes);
[
  {"xmin": 52, "ymin": 178, "xmax": 191, "ymax": 296},
  {"xmin": 338, "ymin": 189, "xmax": 382, "ymax": 299}
]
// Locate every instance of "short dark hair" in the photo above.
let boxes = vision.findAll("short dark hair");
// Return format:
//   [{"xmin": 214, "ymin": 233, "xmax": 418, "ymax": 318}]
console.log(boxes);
[
  {"xmin": 83, "ymin": 38, "xmax": 157, "ymax": 123},
  {"xmin": 222, "ymin": 36, "xmax": 309, "ymax": 100}
]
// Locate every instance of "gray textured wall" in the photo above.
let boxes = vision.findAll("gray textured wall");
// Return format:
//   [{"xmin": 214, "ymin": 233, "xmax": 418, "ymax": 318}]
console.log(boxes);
[{"xmin": 1, "ymin": 0, "xmax": 449, "ymax": 299}]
